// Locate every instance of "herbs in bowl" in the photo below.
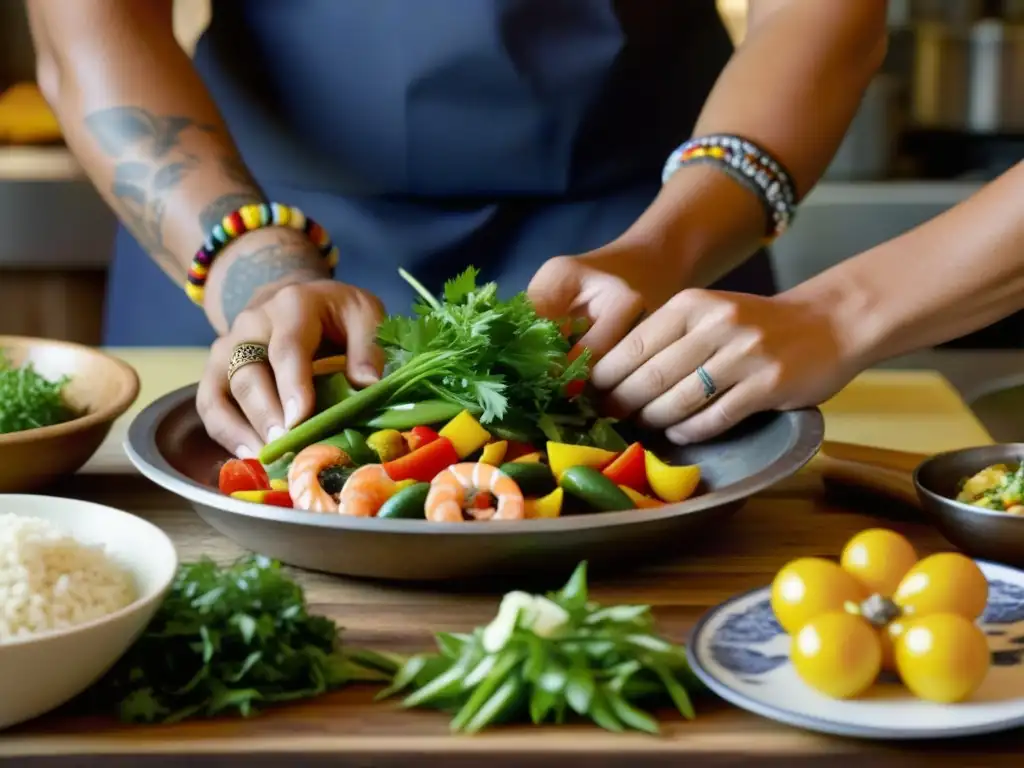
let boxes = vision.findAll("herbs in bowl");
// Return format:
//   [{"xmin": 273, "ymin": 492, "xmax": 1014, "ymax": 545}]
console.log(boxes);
[
  {"xmin": 0, "ymin": 337, "xmax": 139, "ymax": 493},
  {"xmin": 0, "ymin": 349, "xmax": 76, "ymax": 434}
]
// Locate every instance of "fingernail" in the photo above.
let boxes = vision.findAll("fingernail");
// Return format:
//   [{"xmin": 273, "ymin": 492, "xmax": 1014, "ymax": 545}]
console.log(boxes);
[
  {"xmin": 360, "ymin": 365, "xmax": 380, "ymax": 383},
  {"xmin": 267, "ymin": 425, "xmax": 286, "ymax": 442},
  {"xmin": 284, "ymin": 399, "xmax": 300, "ymax": 428},
  {"xmin": 236, "ymin": 445, "xmax": 256, "ymax": 459},
  {"xmin": 666, "ymin": 429, "xmax": 690, "ymax": 446}
]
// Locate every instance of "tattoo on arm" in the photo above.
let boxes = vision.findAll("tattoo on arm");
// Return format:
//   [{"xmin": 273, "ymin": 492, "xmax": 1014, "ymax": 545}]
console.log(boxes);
[
  {"xmin": 83, "ymin": 106, "xmax": 261, "ymax": 283},
  {"xmin": 220, "ymin": 243, "xmax": 323, "ymax": 328},
  {"xmin": 199, "ymin": 192, "xmax": 265, "ymax": 235}
]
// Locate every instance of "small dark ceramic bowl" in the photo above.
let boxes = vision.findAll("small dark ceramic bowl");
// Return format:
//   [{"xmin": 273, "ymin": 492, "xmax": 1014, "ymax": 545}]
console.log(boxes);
[{"xmin": 914, "ymin": 443, "xmax": 1024, "ymax": 568}]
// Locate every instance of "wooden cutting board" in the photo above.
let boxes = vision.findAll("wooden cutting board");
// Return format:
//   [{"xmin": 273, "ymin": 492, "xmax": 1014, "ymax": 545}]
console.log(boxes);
[{"xmin": 82, "ymin": 350, "xmax": 992, "ymax": 474}]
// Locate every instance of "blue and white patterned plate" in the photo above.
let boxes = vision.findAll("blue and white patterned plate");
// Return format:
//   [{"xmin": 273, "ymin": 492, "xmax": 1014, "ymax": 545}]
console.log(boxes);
[{"xmin": 687, "ymin": 559, "xmax": 1024, "ymax": 739}]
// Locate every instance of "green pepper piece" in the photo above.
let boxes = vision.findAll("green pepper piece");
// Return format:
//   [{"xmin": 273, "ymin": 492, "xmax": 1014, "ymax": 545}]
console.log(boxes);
[
  {"xmin": 313, "ymin": 371, "xmax": 356, "ymax": 412},
  {"xmin": 361, "ymin": 400, "xmax": 465, "ymax": 431}
]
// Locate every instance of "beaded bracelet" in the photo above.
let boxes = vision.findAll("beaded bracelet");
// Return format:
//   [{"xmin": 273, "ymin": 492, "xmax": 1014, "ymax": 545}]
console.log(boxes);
[
  {"xmin": 184, "ymin": 202, "xmax": 340, "ymax": 305},
  {"xmin": 661, "ymin": 134, "xmax": 798, "ymax": 242}
]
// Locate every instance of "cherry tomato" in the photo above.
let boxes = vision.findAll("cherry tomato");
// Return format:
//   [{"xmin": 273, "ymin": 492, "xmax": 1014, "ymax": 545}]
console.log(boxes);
[
  {"xmin": 895, "ymin": 613, "xmax": 990, "ymax": 703},
  {"xmin": 893, "ymin": 553, "xmax": 988, "ymax": 621},
  {"xmin": 218, "ymin": 458, "xmax": 271, "ymax": 495},
  {"xmin": 771, "ymin": 557, "xmax": 868, "ymax": 635},
  {"xmin": 840, "ymin": 528, "xmax": 918, "ymax": 597},
  {"xmin": 791, "ymin": 611, "xmax": 882, "ymax": 699}
]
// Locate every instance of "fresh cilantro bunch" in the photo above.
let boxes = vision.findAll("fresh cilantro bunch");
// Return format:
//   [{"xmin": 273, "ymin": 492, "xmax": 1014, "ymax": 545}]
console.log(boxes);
[
  {"xmin": 92, "ymin": 556, "xmax": 397, "ymax": 724},
  {"xmin": 379, "ymin": 562, "xmax": 702, "ymax": 734},
  {"xmin": 261, "ymin": 267, "xmax": 591, "ymax": 462},
  {"xmin": 377, "ymin": 267, "xmax": 590, "ymax": 423},
  {"xmin": 0, "ymin": 350, "xmax": 74, "ymax": 434}
]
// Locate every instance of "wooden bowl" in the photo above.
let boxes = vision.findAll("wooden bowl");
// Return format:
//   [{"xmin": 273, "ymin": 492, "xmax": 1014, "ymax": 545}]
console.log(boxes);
[{"xmin": 0, "ymin": 336, "xmax": 139, "ymax": 492}]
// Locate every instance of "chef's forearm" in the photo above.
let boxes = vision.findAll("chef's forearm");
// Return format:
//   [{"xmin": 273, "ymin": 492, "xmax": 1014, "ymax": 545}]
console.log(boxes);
[
  {"xmin": 788, "ymin": 163, "xmax": 1024, "ymax": 367},
  {"xmin": 27, "ymin": 1, "xmax": 315, "ymax": 284},
  {"xmin": 623, "ymin": 0, "xmax": 888, "ymax": 288}
]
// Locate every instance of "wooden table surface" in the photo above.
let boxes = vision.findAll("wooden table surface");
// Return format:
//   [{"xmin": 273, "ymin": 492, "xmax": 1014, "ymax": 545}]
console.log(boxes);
[
  {"xmin": 3, "ymin": 471, "xmax": 1022, "ymax": 767},
  {"xmin": 0, "ymin": 356, "xmax": 1012, "ymax": 766}
]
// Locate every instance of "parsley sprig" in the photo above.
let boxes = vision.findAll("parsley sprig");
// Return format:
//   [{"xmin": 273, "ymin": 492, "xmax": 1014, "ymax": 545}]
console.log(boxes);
[
  {"xmin": 379, "ymin": 562, "xmax": 702, "ymax": 734},
  {"xmin": 261, "ymin": 267, "xmax": 590, "ymax": 463},
  {"xmin": 0, "ymin": 350, "xmax": 74, "ymax": 434},
  {"xmin": 91, "ymin": 556, "xmax": 399, "ymax": 724}
]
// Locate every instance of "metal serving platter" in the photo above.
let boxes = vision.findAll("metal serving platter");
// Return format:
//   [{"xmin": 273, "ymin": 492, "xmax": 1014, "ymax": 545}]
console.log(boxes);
[{"xmin": 125, "ymin": 384, "xmax": 824, "ymax": 582}]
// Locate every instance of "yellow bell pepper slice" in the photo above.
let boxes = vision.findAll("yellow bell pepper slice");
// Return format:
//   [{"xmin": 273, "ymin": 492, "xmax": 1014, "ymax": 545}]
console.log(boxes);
[
  {"xmin": 311, "ymin": 354, "xmax": 347, "ymax": 376},
  {"xmin": 439, "ymin": 410, "xmax": 492, "ymax": 459},
  {"xmin": 644, "ymin": 451, "xmax": 701, "ymax": 503},
  {"xmin": 512, "ymin": 452, "xmax": 544, "ymax": 464},
  {"xmin": 367, "ymin": 429, "xmax": 408, "ymax": 462},
  {"xmin": 547, "ymin": 442, "xmax": 618, "ymax": 481},
  {"xmin": 393, "ymin": 478, "xmax": 418, "ymax": 492},
  {"xmin": 525, "ymin": 487, "xmax": 564, "ymax": 519},
  {"xmin": 231, "ymin": 490, "xmax": 269, "ymax": 503},
  {"xmin": 480, "ymin": 440, "xmax": 508, "ymax": 466},
  {"xmin": 269, "ymin": 478, "xmax": 289, "ymax": 491},
  {"xmin": 619, "ymin": 485, "xmax": 664, "ymax": 509}
]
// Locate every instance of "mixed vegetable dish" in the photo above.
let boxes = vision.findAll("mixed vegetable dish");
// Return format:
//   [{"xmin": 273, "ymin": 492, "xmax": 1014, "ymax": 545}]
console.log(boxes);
[
  {"xmin": 0, "ymin": 350, "xmax": 76, "ymax": 435},
  {"xmin": 956, "ymin": 462, "xmax": 1024, "ymax": 515},
  {"xmin": 217, "ymin": 268, "xmax": 701, "ymax": 519}
]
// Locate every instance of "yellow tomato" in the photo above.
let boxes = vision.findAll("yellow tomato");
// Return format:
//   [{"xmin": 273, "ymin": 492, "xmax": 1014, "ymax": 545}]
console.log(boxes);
[
  {"xmin": 770, "ymin": 557, "xmax": 868, "ymax": 635},
  {"xmin": 791, "ymin": 612, "xmax": 882, "ymax": 699},
  {"xmin": 895, "ymin": 613, "xmax": 991, "ymax": 703},
  {"xmin": 893, "ymin": 553, "xmax": 988, "ymax": 620},
  {"xmin": 840, "ymin": 528, "xmax": 918, "ymax": 597}
]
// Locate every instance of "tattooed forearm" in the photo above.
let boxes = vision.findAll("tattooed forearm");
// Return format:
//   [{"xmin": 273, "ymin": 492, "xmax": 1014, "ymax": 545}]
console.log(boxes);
[
  {"xmin": 199, "ymin": 192, "xmax": 265, "ymax": 235},
  {"xmin": 83, "ymin": 106, "xmax": 262, "ymax": 283},
  {"xmin": 220, "ymin": 242, "xmax": 325, "ymax": 328}
]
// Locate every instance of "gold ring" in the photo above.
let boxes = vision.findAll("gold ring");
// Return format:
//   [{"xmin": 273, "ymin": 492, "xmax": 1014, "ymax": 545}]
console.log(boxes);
[{"xmin": 227, "ymin": 342, "xmax": 269, "ymax": 383}]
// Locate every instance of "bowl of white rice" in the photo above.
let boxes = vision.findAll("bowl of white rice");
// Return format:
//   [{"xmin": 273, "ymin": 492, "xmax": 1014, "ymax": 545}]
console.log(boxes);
[{"xmin": 0, "ymin": 494, "xmax": 177, "ymax": 730}]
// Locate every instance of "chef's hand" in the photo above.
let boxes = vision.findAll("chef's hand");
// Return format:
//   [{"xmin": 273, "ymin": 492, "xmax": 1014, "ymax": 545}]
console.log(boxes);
[
  {"xmin": 196, "ymin": 230, "xmax": 384, "ymax": 458},
  {"xmin": 527, "ymin": 240, "xmax": 680, "ymax": 361},
  {"xmin": 590, "ymin": 288, "xmax": 863, "ymax": 444}
]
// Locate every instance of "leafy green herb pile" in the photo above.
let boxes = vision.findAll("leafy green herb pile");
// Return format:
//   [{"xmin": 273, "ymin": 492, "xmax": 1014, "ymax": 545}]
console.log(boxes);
[
  {"xmin": 0, "ymin": 350, "xmax": 74, "ymax": 434},
  {"xmin": 260, "ymin": 267, "xmax": 592, "ymax": 463},
  {"xmin": 379, "ymin": 562, "xmax": 702, "ymax": 734},
  {"xmin": 92, "ymin": 556, "xmax": 398, "ymax": 723}
]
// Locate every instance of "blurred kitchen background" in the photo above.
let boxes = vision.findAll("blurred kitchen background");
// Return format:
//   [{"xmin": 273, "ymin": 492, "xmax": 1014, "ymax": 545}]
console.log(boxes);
[{"xmin": 0, "ymin": 0, "xmax": 1022, "ymax": 349}]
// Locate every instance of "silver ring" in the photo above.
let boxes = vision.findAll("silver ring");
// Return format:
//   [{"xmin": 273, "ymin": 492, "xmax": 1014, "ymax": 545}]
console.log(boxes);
[{"xmin": 696, "ymin": 365, "xmax": 716, "ymax": 399}]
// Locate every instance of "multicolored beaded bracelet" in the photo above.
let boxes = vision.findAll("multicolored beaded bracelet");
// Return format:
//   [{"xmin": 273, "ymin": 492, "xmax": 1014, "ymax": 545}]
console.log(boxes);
[
  {"xmin": 184, "ymin": 202, "xmax": 340, "ymax": 306},
  {"xmin": 661, "ymin": 134, "xmax": 798, "ymax": 242}
]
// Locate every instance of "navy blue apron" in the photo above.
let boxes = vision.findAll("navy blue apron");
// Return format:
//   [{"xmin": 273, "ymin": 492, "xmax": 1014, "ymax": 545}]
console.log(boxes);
[{"xmin": 103, "ymin": 0, "xmax": 776, "ymax": 346}]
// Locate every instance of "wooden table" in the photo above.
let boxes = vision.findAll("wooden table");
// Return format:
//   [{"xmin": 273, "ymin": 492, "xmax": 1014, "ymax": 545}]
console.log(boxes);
[
  {"xmin": 3, "ymin": 471, "xmax": 1023, "ymax": 767},
  {"xmin": 0, "ymin": 355, "xmax": 1015, "ymax": 765}
]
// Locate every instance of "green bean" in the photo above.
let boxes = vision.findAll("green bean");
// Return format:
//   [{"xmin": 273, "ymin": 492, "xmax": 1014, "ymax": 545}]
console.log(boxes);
[
  {"xmin": 360, "ymin": 400, "xmax": 464, "ymax": 430},
  {"xmin": 317, "ymin": 429, "xmax": 376, "ymax": 465}
]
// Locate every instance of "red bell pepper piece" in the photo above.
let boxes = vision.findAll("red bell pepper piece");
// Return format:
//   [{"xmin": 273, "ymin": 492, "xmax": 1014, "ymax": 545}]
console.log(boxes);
[
  {"xmin": 383, "ymin": 436, "xmax": 460, "ymax": 483},
  {"xmin": 263, "ymin": 490, "xmax": 294, "ymax": 509},
  {"xmin": 402, "ymin": 425, "xmax": 441, "ymax": 453},
  {"xmin": 218, "ymin": 458, "xmax": 271, "ymax": 495},
  {"xmin": 504, "ymin": 440, "xmax": 538, "ymax": 462},
  {"xmin": 565, "ymin": 379, "xmax": 586, "ymax": 398},
  {"xmin": 602, "ymin": 442, "xmax": 647, "ymax": 492}
]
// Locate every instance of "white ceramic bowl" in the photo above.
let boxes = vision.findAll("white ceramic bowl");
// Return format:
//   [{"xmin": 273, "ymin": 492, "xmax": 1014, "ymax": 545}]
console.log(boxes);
[{"xmin": 0, "ymin": 494, "xmax": 178, "ymax": 730}]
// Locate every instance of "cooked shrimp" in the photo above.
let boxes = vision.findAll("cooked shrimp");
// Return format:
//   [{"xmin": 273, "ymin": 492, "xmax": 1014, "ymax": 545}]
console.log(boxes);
[
  {"xmin": 288, "ymin": 444, "xmax": 351, "ymax": 513},
  {"xmin": 339, "ymin": 464, "xmax": 397, "ymax": 517},
  {"xmin": 426, "ymin": 463, "xmax": 525, "ymax": 522}
]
